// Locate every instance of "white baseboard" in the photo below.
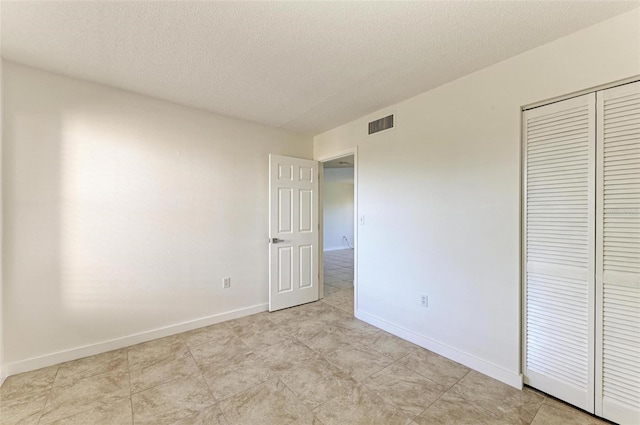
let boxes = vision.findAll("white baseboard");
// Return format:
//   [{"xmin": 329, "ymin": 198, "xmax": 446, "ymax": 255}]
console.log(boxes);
[
  {"xmin": 2, "ymin": 303, "xmax": 268, "ymax": 380},
  {"xmin": 0, "ymin": 367, "xmax": 8, "ymax": 387},
  {"xmin": 323, "ymin": 246, "xmax": 351, "ymax": 252},
  {"xmin": 355, "ymin": 309, "xmax": 523, "ymax": 389}
]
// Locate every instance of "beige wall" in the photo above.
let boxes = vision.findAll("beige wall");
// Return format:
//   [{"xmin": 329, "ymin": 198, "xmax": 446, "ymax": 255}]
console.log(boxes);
[
  {"xmin": 2, "ymin": 62, "xmax": 312, "ymax": 373},
  {"xmin": 314, "ymin": 9, "xmax": 640, "ymax": 387}
]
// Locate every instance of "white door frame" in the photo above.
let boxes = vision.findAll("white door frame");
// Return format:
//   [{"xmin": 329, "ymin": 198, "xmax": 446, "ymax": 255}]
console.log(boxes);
[{"xmin": 317, "ymin": 147, "xmax": 358, "ymax": 314}]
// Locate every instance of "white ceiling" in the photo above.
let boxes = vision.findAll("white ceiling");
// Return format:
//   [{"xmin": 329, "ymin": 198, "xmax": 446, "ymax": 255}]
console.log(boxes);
[{"xmin": 2, "ymin": 1, "xmax": 638, "ymax": 135}]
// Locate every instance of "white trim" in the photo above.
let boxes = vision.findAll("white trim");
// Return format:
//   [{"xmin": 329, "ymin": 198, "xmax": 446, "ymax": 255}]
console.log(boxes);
[
  {"xmin": 2, "ymin": 303, "xmax": 268, "ymax": 379},
  {"xmin": 595, "ymin": 89, "xmax": 604, "ymax": 418},
  {"xmin": 317, "ymin": 147, "xmax": 358, "ymax": 314},
  {"xmin": 0, "ymin": 369, "xmax": 8, "ymax": 387},
  {"xmin": 317, "ymin": 148, "xmax": 357, "ymax": 163},
  {"xmin": 356, "ymin": 309, "xmax": 524, "ymax": 389},
  {"xmin": 323, "ymin": 246, "xmax": 352, "ymax": 252},
  {"xmin": 522, "ymin": 76, "xmax": 639, "ymax": 111}
]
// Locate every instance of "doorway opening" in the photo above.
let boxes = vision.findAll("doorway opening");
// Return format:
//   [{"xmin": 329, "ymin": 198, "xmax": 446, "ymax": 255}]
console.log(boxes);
[{"xmin": 320, "ymin": 152, "xmax": 356, "ymax": 314}]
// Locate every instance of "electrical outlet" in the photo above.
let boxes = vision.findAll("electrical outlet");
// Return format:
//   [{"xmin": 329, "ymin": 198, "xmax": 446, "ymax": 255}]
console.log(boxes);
[
  {"xmin": 223, "ymin": 277, "xmax": 231, "ymax": 288},
  {"xmin": 421, "ymin": 295, "xmax": 428, "ymax": 308}
]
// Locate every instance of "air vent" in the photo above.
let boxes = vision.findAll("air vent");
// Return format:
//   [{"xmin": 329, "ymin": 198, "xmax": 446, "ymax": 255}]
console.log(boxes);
[{"xmin": 368, "ymin": 114, "xmax": 394, "ymax": 135}]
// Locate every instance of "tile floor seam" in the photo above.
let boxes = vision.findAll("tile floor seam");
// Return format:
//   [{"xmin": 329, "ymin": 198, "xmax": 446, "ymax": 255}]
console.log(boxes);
[
  {"xmin": 409, "ymin": 374, "xmax": 459, "ymax": 423},
  {"xmin": 275, "ymin": 376, "xmax": 315, "ymax": 421},
  {"xmin": 444, "ymin": 385, "xmax": 518, "ymax": 423},
  {"xmin": 35, "ymin": 366, "xmax": 60, "ymax": 424},
  {"xmin": 183, "ymin": 343, "xmax": 218, "ymax": 405},
  {"xmin": 202, "ymin": 361, "xmax": 278, "ymax": 405},
  {"xmin": 528, "ymin": 403, "xmax": 544, "ymax": 425},
  {"xmin": 126, "ymin": 354, "xmax": 134, "ymax": 425}
]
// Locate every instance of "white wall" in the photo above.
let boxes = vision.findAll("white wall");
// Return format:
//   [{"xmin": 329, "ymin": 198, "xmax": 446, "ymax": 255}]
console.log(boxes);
[
  {"xmin": 323, "ymin": 168, "xmax": 354, "ymax": 251},
  {"xmin": 314, "ymin": 9, "xmax": 640, "ymax": 387},
  {"xmin": 2, "ymin": 62, "xmax": 312, "ymax": 374}
]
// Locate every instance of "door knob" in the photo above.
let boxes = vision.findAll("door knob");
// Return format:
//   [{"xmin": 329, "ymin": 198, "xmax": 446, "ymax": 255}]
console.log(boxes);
[{"xmin": 270, "ymin": 238, "xmax": 284, "ymax": 243}]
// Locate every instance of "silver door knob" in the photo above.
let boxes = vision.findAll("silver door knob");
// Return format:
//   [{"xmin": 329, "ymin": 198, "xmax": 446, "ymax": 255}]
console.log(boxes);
[{"xmin": 270, "ymin": 238, "xmax": 284, "ymax": 243}]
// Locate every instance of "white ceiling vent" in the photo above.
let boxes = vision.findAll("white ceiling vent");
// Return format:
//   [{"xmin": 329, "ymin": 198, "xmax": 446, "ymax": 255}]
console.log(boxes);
[{"xmin": 368, "ymin": 114, "xmax": 394, "ymax": 135}]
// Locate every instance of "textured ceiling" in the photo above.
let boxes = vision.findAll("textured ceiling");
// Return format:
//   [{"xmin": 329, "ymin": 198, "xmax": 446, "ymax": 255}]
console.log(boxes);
[{"xmin": 2, "ymin": 1, "xmax": 638, "ymax": 135}]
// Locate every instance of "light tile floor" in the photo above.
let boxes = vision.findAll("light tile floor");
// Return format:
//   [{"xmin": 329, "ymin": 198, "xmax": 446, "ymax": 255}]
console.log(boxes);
[
  {"xmin": 322, "ymin": 249, "xmax": 355, "ymax": 314},
  {"xmin": 0, "ymin": 249, "xmax": 609, "ymax": 424}
]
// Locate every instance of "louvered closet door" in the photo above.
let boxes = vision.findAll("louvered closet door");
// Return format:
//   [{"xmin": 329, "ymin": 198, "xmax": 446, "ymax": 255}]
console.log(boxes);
[
  {"xmin": 596, "ymin": 81, "xmax": 640, "ymax": 425},
  {"xmin": 524, "ymin": 93, "xmax": 596, "ymax": 412}
]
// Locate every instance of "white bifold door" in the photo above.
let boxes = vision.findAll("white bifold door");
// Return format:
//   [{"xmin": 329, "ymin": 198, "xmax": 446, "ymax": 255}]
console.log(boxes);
[
  {"xmin": 268, "ymin": 155, "xmax": 319, "ymax": 312},
  {"xmin": 524, "ymin": 81, "xmax": 640, "ymax": 425}
]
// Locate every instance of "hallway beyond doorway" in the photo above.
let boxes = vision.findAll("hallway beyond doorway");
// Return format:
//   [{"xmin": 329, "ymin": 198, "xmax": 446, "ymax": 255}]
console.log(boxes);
[{"xmin": 322, "ymin": 249, "xmax": 354, "ymax": 313}]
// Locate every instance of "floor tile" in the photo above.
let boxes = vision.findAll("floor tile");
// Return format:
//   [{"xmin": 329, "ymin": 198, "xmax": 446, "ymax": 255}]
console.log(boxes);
[
  {"xmin": 326, "ymin": 281, "xmax": 353, "ymax": 290},
  {"xmin": 43, "ymin": 398, "xmax": 133, "ymax": 425},
  {"xmin": 189, "ymin": 335, "xmax": 252, "ymax": 370},
  {"xmin": 366, "ymin": 332, "xmax": 417, "ymax": 360},
  {"xmin": 54, "ymin": 349, "xmax": 128, "ymax": 388},
  {"xmin": 313, "ymin": 384, "xmax": 412, "ymax": 425},
  {"xmin": 218, "ymin": 378, "xmax": 309, "ymax": 425},
  {"xmin": 170, "ymin": 405, "xmax": 229, "ymax": 425},
  {"xmin": 289, "ymin": 412, "xmax": 326, "ymax": 425},
  {"xmin": 321, "ymin": 315, "xmax": 377, "ymax": 336},
  {"xmin": 266, "ymin": 305, "xmax": 309, "ymax": 325},
  {"xmin": 201, "ymin": 352, "xmax": 274, "ymax": 401},
  {"xmin": 324, "ymin": 345, "xmax": 393, "ymax": 381},
  {"xmin": 0, "ymin": 365, "xmax": 58, "ymax": 403},
  {"xmin": 362, "ymin": 363, "xmax": 444, "ymax": 418},
  {"xmin": 128, "ymin": 335, "xmax": 187, "ymax": 371},
  {"xmin": 297, "ymin": 327, "xmax": 364, "ymax": 356},
  {"xmin": 322, "ymin": 289, "xmax": 354, "ymax": 312},
  {"xmin": 398, "ymin": 349, "xmax": 469, "ymax": 390},
  {"xmin": 181, "ymin": 322, "xmax": 236, "ymax": 349},
  {"xmin": 448, "ymin": 371, "xmax": 544, "ymax": 424},
  {"xmin": 278, "ymin": 317, "xmax": 326, "ymax": 341},
  {"xmin": 229, "ymin": 315, "xmax": 293, "ymax": 350},
  {"xmin": 530, "ymin": 397, "xmax": 609, "ymax": 425},
  {"xmin": 256, "ymin": 339, "xmax": 321, "ymax": 372},
  {"xmin": 414, "ymin": 392, "xmax": 511, "ymax": 425},
  {"xmin": 131, "ymin": 374, "xmax": 215, "ymax": 425},
  {"xmin": 130, "ymin": 348, "xmax": 201, "ymax": 394},
  {"xmin": 324, "ymin": 276, "xmax": 344, "ymax": 284},
  {"xmin": 323, "ymin": 284, "xmax": 342, "ymax": 297},
  {"xmin": 0, "ymin": 390, "xmax": 48, "ymax": 425},
  {"xmin": 39, "ymin": 369, "xmax": 130, "ymax": 424},
  {"xmin": 278, "ymin": 357, "xmax": 356, "ymax": 409}
]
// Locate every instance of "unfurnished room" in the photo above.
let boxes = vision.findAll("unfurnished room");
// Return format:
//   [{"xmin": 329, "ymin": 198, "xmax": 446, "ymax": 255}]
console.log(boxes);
[{"xmin": 0, "ymin": 1, "xmax": 639, "ymax": 424}]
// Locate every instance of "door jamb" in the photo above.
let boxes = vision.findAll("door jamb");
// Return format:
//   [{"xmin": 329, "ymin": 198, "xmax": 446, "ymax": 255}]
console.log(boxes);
[{"xmin": 317, "ymin": 147, "xmax": 358, "ymax": 314}]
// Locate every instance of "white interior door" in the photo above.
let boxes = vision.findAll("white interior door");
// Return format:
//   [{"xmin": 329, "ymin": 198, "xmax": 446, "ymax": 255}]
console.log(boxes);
[
  {"xmin": 595, "ymin": 81, "xmax": 640, "ymax": 425},
  {"xmin": 269, "ymin": 154, "xmax": 319, "ymax": 311},
  {"xmin": 523, "ymin": 93, "xmax": 596, "ymax": 412}
]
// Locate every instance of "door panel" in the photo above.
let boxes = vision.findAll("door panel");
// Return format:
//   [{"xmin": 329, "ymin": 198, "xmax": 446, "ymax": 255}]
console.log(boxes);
[
  {"xmin": 523, "ymin": 93, "xmax": 596, "ymax": 412},
  {"xmin": 269, "ymin": 154, "xmax": 319, "ymax": 311},
  {"xmin": 596, "ymin": 81, "xmax": 640, "ymax": 425}
]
